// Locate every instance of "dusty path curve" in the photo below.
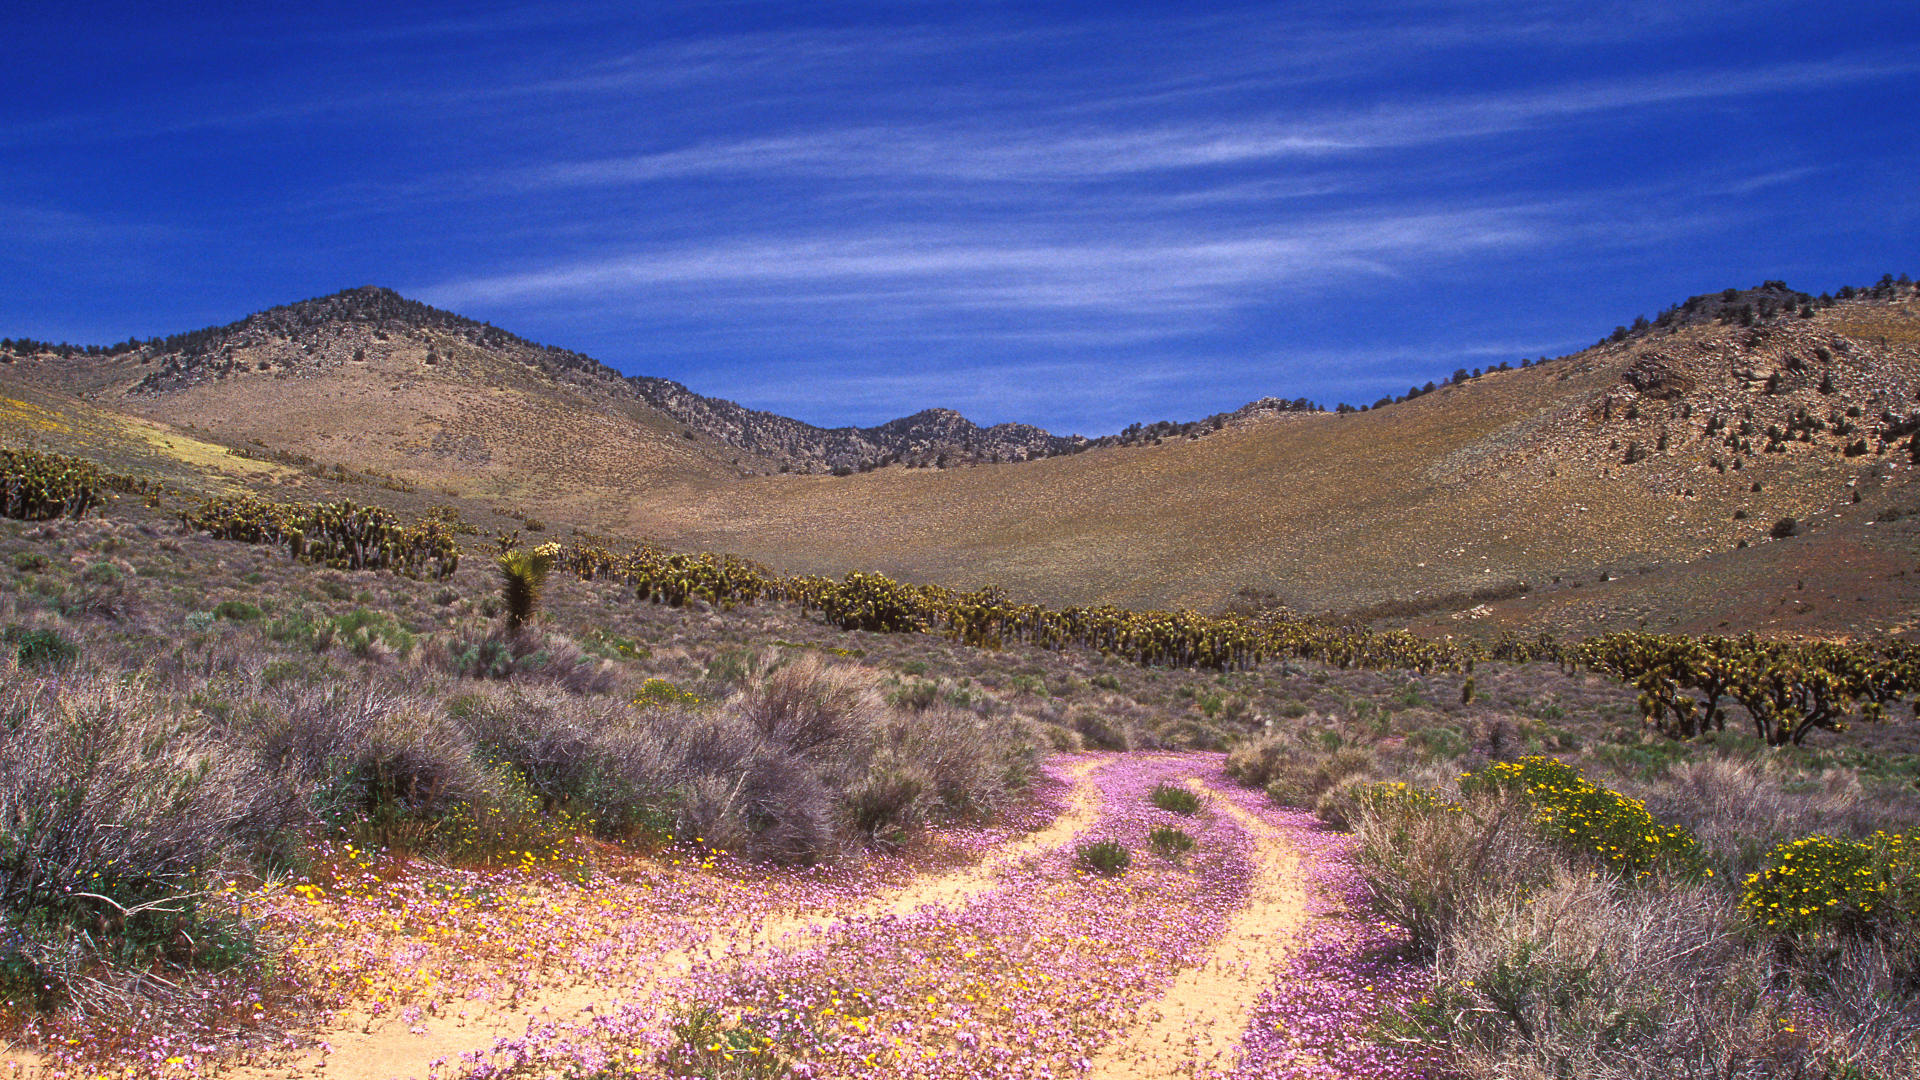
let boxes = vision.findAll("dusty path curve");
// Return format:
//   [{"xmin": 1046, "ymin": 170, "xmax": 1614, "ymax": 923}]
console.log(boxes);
[
  {"xmin": 225, "ymin": 757, "xmax": 1107, "ymax": 1080},
  {"xmin": 1087, "ymin": 778, "xmax": 1310, "ymax": 1080}
]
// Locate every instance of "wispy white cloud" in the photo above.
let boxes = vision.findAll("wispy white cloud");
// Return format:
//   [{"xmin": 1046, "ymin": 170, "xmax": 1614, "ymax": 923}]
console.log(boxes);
[
  {"xmin": 477, "ymin": 56, "xmax": 1911, "ymax": 196},
  {"xmin": 420, "ymin": 205, "xmax": 1549, "ymax": 326}
]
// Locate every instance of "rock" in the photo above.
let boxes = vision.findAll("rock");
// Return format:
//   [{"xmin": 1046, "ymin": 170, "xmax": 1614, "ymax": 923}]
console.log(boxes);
[{"xmin": 1622, "ymin": 353, "xmax": 1697, "ymax": 399}]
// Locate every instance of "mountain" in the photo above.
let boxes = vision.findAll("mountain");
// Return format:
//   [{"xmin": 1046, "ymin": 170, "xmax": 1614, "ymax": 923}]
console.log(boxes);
[
  {"xmin": 5, "ymin": 286, "xmax": 1107, "ymax": 476},
  {"xmin": 5, "ymin": 277, "xmax": 1920, "ymax": 636}
]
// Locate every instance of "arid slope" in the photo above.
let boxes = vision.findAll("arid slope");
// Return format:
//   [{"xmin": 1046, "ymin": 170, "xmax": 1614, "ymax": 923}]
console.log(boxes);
[
  {"xmin": 6, "ymin": 286, "xmax": 1920, "ymax": 629},
  {"xmin": 626, "ymin": 295, "xmax": 1920, "ymax": 615}
]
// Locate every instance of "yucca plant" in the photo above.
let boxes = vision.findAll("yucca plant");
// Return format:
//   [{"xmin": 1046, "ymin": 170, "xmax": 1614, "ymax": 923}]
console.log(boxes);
[{"xmin": 497, "ymin": 543, "xmax": 559, "ymax": 635}]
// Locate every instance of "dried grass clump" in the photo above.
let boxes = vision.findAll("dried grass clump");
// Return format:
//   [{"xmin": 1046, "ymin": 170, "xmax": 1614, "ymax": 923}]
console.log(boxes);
[
  {"xmin": 1225, "ymin": 730, "xmax": 1379, "ymax": 810},
  {"xmin": 663, "ymin": 659, "xmax": 1036, "ymax": 861},
  {"xmin": 735, "ymin": 654, "xmax": 883, "ymax": 760},
  {"xmin": 1351, "ymin": 786, "xmax": 1553, "ymax": 956},
  {"xmin": 0, "ymin": 667, "xmax": 295, "ymax": 1010}
]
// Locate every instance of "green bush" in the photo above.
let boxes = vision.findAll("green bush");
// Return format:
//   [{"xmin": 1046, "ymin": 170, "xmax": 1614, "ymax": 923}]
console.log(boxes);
[
  {"xmin": 1461, "ymin": 756, "xmax": 1705, "ymax": 880},
  {"xmin": 4, "ymin": 626, "xmax": 78, "ymax": 670},
  {"xmin": 1149, "ymin": 825, "xmax": 1195, "ymax": 856},
  {"xmin": 1409, "ymin": 724, "xmax": 1469, "ymax": 761},
  {"xmin": 327, "ymin": 607, "xmax": 417, "ymax": 659},
  {"xmin": 212, "ymin": 599, "xmax": 264, "ymax": 622},
  {"xmin": 1076, "ymin": 839, "xmax": 1131, "ymax": 875},
  {"xmin": 10, "ymin": 551, "xmax": 49, "ymax": 572},
  {"xmin": 1149, "ymin": 781, "xmax": 1203, "ymax": 815}
]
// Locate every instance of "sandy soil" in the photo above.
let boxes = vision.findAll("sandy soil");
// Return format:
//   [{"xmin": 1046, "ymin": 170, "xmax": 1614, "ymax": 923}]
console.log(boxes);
[
  {"xmin": 222, "ymin": 758, "xmax": 1109, "ymax": 1080},
  {"xmin": 1087, "ymin": 779, "xmax": 1310, "ymax": 1080}
]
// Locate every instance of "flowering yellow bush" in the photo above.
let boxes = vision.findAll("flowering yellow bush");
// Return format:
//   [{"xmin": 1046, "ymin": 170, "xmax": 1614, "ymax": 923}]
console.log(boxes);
[
  {"xmin": 1460, "ymin": 756, "xmax": 1704, "ymax": 879},
  {"xmin": 1739, "ymin": 832, "xmax": 1917, "ymax": 937},
  {"xmin": 632, "ymin": 677, "xmax": 704, "ymax": 709}
]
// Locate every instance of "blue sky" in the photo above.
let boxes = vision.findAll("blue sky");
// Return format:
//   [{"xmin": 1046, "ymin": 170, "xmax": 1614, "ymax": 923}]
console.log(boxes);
[{"xmin": 3, "ymin": 2, "xmax": 1917, "ymax": 435}]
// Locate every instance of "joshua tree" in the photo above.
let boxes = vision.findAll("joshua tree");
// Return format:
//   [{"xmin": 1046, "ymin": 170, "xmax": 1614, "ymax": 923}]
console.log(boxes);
[{"xmin": 497, "ymin": 543, "xmax": 559, "ymax": 635}]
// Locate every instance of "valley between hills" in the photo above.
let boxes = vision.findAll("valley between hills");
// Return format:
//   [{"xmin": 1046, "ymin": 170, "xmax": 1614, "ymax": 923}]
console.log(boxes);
[{"xmin": 6, "ymin": 279, "xmax": 1920, "ymax": 637}]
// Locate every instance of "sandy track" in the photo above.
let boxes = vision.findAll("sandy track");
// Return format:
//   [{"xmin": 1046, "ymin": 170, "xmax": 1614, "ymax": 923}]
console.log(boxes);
[
  {"xmin": 224, "ymin": 757, "xmax": 1107, "ymax": 1080},
  {"xmin": 1086, "ymin": 779, "xmax": 1309, "ymax": 1080}
]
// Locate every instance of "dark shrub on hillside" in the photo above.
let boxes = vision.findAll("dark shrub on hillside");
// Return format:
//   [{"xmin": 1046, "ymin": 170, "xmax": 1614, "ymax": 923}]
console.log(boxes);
[{"xmin": 4, "ymin": 626, "xmax": 79, "ymax": 669}]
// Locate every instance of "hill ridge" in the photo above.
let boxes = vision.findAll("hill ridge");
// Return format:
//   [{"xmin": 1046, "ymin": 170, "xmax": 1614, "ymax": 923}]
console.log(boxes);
[{"xmin": 6, "ymin": 285, "xmax": 1342, "ymax": 473}]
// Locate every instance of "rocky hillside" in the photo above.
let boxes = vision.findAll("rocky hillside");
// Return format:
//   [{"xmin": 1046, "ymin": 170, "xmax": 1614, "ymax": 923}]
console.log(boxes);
[{"xmin": 626, "ymin": 378, "xmax": 1078, "ymax": 472}]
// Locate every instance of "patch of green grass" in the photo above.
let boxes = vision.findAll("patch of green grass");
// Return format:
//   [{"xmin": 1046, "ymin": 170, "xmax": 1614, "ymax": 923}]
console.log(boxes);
[
  {"xmin": 1149, "ymin": 825, "xmax": 1196, "ymax": 856},
  {"xmin": 212, "ymin": 599, "xmax": 263, "ymax": 622},
  {"xmin": 1076, "ymin": 838, "xmax": 1131, "ymax": 875},
  {"xmin": 3, "ymin": 626, "xmax": 78, "ymax": 669},
  {"xmin": 581, "ymin": 627, "xmax": 649, "ymax": 661},
  {"xmin": 1149, "ymin": 782, "xmax": 1204, "ymax": 815}
]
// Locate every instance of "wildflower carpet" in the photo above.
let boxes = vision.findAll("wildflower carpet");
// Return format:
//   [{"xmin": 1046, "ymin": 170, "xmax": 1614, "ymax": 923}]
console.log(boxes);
[{"xmin": 40, "ymin": 754, "xmax": 1427, "ymax": 1080}]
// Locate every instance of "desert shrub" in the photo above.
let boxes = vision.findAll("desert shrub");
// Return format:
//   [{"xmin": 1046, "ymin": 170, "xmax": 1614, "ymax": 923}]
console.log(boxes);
[
  {"xmin": 1265, "ymin": 746, "xmax": 1378, "ymax": 809},
  {"xmin": 0, "ymin": 673, "xmax": 293, "ymax": 1009},
  {"xmin": 887, "ymin": 677, "xmax": 943, "ymax": 711},
  {"xmin": 633, "ymin": 677, "xmax": 705, "ymax": 710},
  {"xmin": 1408, "ymin": 724, "xmax": 1469, "ymax": 761},
  {"xmin": 665, "ymin": 710, "xmax": 835, "ymax": 863},
  {"xmin": 10, "ymin": 551, "xmax": 49, "ymax": 572},
  {"xmin": 450, "ymin": 636, "xmax": 517, "ymax": 679},
  {"xmin": 254, "ymin": 686, "xmax": 482, "ymax": 849},
  {"xmin": 734, "ymin": 655, "xmax": 881, "ymax": 761},
  {"xmin": 1149, "ymin": 781, "xmax": 1203, "ymax": 814},
  {"xmin": 1740, "ymin": 832, "xmax": 1918, "ymax": 941},
  {"xmin": 880, "ymin": 704, "xmax": 1033, "ymax": 820},
  {"xmin": 1629, "ymin": 757, "xmax": 1884, "ymax": 881},
  {"xmin": 579, "ymin": 628, "xmax": 649, "ymax": 661},
  {"xmin": 705, "ymin": 647, "xmax": 762, "ymax": 687},
  {"xmin": 325, "ymin": 606, "xmax": 417, "ymax": 660},
  {"xmin": 1071, "ymin": 709, "xmax": 1131, "ymax": 750},
  {"xmin": 4, "ymin": 625, "xmax": 78, "ymax": 670},
  {"xmin": 1224, "ymin": 731, "xmax": 1291, "ymax": 787},
  {"xmin": 1462, "ymin": 756, "xmax": 1705, "ymax": 880},
  {"xmin": 1076, "ymin": 839, "xmax": 1131, "ymax": 875},
  {"xmin": 440, "ymin": 630, "xmax": 616, "ymax": 693},
  {"xmin": 1393, "ymin": 872, "xmax": 1783, "ymax": 1079},
  {"xmin": 1312, "ymin": 773, "xmax": 1382, "ymax": 829},
  {"xmin": 1350, "ymin": 782, "xmax": 1553, "ymax": 956},
  {"xmin": 451, "ymin": 688, "xmax": 672, "ymax": 839},
  {"xmin": 844, "ymin": 766, "xmax": 928, "ymax": 845},
  {"xmin": 1149, "ymin": 825, "xmax": 1195, "ymax": 856}
]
